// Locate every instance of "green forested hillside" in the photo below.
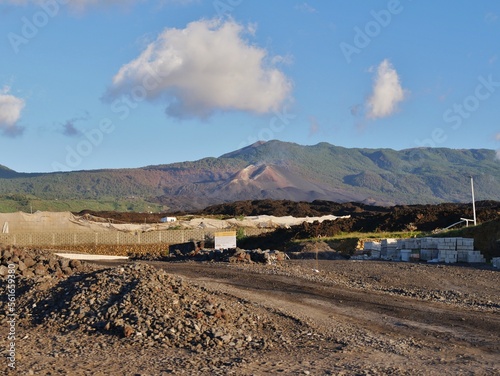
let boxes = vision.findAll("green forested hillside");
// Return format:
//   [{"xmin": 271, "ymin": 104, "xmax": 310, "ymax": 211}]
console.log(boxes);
[{"xmin": 0, "ymin": 141, "xmax": 498, "ymax": 212}]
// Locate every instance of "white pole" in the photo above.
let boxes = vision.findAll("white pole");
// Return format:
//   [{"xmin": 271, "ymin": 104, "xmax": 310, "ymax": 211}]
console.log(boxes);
[{"xmin": 471, "ymin": 176, "xmax": 476, "ymax": 226}]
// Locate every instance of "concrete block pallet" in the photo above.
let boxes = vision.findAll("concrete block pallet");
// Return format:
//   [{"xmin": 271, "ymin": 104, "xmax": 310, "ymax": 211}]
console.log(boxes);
[{"xmin": 363, "ymin": 236, "xmax": 485, "ymax": 264}]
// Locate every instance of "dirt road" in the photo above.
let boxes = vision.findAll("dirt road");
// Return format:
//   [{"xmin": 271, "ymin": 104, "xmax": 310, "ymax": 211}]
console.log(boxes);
[
  {"xmin": 3, "ymin": 255, "xmax": 499, "ymax": 375},
  {"xmin": 146, "ymin": 260, "xmax": 500, "ymax": 375}
]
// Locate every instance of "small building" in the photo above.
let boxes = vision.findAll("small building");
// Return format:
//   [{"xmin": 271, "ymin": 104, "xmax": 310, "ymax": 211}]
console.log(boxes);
[{"xmin": 160, "ymin": 217, "xmax": 177, "ymax": 223}]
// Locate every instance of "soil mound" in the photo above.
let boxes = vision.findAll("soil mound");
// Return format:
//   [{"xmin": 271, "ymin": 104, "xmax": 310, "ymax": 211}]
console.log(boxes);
[{"xmin": 17, "ymin": 263, "xmax": 305, "ymax": 354}]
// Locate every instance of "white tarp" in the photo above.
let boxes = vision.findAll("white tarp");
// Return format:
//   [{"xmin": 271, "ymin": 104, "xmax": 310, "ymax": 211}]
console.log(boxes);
[{"xmin": 1, "ymin": 211, "xmax": 350, "ymax": 233}]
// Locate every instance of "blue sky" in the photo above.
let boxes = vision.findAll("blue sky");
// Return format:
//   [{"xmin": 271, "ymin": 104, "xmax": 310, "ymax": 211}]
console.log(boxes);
[{"xmin": 0, "ymin": 0, "xmax": 499, "ymax": 172}]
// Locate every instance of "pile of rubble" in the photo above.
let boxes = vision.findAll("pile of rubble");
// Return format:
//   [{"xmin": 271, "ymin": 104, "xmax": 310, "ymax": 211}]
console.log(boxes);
[
  {"xmin": 17, "ymin": 263, "xmax": 291, "ymax": 353},
  {"xmin": 286, "ymin": 241, "xmax": 347, "ymax": 260},
  {"xmin": 132, "ymin": 242, "xmax": 287, "ymax": 264},
  {"xmin": 0, "ymin": 246, "xmax": 91, "ymax": 279}
]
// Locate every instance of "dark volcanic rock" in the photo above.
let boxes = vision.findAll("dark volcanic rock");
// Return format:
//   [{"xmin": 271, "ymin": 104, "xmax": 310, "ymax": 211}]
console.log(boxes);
[
  {"xmin": 0, "ymin": 246, "xmax": 90, "ymax": 280},
  {"xmin": 18, "ymin": 263, "xmax": 290, "ymax": 353}
]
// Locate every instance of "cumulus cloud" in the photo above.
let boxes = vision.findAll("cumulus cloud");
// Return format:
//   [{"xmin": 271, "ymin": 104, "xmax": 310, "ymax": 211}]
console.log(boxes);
[
  {"xmin": 104, "ymin": 19, "xmax": 293, "ymax": 119},
  {"xmin": 366, "ymin": 59, "xmax": 407, "ymax": 119},
  {"xmin": 0, "ymin": 86, "xmax": 25, "ymax": 137}
]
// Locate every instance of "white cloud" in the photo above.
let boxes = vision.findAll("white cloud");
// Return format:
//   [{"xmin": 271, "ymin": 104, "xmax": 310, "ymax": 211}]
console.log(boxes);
[
  {"xmin": 366, "ymin": 59, "xmax": 407, "ymax": 119},
  {"xmin": 295, "ymin": 2, "xmax": 317, "ymax": 14},
  {"xmin": 495, "ymin": 132, "xmax": 500, "ymax": 141},
  {"xmin": 0, "ymin": 86, "xmax": 25, "ymax": 136},
  {"xmin": 104, "ymin": 19, "xmax": 292, "ymax": 118}
]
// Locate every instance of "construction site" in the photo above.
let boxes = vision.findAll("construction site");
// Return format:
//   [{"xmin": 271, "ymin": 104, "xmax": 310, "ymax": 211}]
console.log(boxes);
[{"xmin": 1, "ymin": 203, "xmax": 499, "ymax": 375}]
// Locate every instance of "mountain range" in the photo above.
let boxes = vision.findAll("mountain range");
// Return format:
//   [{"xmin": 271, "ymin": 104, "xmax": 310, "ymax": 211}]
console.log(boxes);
[{"xmin": 1, "ymin": 141, "xmax": 499, "ymax": 211}]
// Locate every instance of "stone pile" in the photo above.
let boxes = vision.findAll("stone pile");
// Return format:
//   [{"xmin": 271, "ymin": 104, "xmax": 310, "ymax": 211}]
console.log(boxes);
[
  {"xmin": 19, "ymin": 263, "xmax": 283, "ymax": 353},
  {"xmin": 0, "ymin": 246, "xmax": 90, "ymax": 279},
  {"xmin": 133, "ymin": 245, "xmax": 286, "ymax": 264},
  {"xmin": 228, "ymin": 248, "xmax": 286, "ymax": 264},
  {"xmin": 286, "ymin": 241, "xmax": 347, "ymax": 260}
]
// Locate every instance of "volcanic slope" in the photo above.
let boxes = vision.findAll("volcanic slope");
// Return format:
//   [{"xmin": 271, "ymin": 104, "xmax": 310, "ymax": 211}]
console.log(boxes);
[{"xmin": 1, "ymin": 141, "xmax": 499, "ymax": 210}]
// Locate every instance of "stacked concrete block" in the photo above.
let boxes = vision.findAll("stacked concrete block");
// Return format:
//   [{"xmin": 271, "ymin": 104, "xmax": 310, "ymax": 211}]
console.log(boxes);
[
  {"xmin": 418, "ymin": 237, "xmax": 439, "ymax": 261},
  {"xmin": 420, "ymin": 237, "xmax": 439, "ymax": 249},
  {"xmin": 420, "ymin": 249, "xmax": 439, "ymax": 261},
  {"xmin": 435, "ymin": 238, "xmax": 479, "ymax": 264},
  {"xmin": 363, "ymin": 241, "xmax": 381, "ymax": 251},
  {"xmin": 363, "ymin": 236, "xmax": 485, "ymax": 264},
  {"xmin": 492, "ymin": 257, "xmax": 500, "ymax": 268},
  {"xmin": 457, "ymin": 238, "xmax": 474, "ymax": 250},
  {"xmin": 436, "ymin": 238, "xmax": 457, "ymax": 263},
  {"xmin": 381, "ymin": 239, "xmax": 399, "ymax": 260},
  {"xmin": 396, "ymin": 239, "xmax": 404, "ymax": 250},
  {"xmin": 455, "ymin": 238, "xmax": 474, "ymax": 261},
  {"xmin": 363, "ymin": 241, "xmax": 381, "ymax": 259},
  {"xmin": 400, "ymin": 249, "xmax": 411, "ymax": 262},
  {"xmin": 436, "ymin": 237, "xmax": 456, "ymax": 251},
  {"xmin": 399, "ymin": 238, "xmax": 422, "ymax": 261},
  {"xmin": 399, "ymin": 238, "xmax": 421, "ymax": 251},
  {"xmin": 438, "ymin": 250, "xmax": 458, "ymax": 263},
  {"xmin": 466, "ymin": 251, "xmax": 486, "ymax": 263}
]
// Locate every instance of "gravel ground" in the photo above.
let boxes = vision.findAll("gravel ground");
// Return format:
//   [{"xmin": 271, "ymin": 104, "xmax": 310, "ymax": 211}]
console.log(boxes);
[{"xmin": 1, "ymin": 247, "xmax": 499, "ymax": 375}]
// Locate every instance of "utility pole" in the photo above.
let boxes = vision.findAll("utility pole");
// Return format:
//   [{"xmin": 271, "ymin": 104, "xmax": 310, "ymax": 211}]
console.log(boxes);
[{"xmin": 470, "ymin": 176, "xmax": 476, "ymax": 226}]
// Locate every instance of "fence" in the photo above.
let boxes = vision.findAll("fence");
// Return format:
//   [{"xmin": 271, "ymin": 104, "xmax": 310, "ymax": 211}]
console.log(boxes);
[{"xmin": 0, "ymin": 228, "xmax": 271, "ymax": 247}]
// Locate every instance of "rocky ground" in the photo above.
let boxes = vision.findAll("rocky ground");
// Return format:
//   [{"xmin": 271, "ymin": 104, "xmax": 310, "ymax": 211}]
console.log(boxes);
[{"xmin": 1, "ymin": 246, "xmax": 499, "ymax": 375}]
